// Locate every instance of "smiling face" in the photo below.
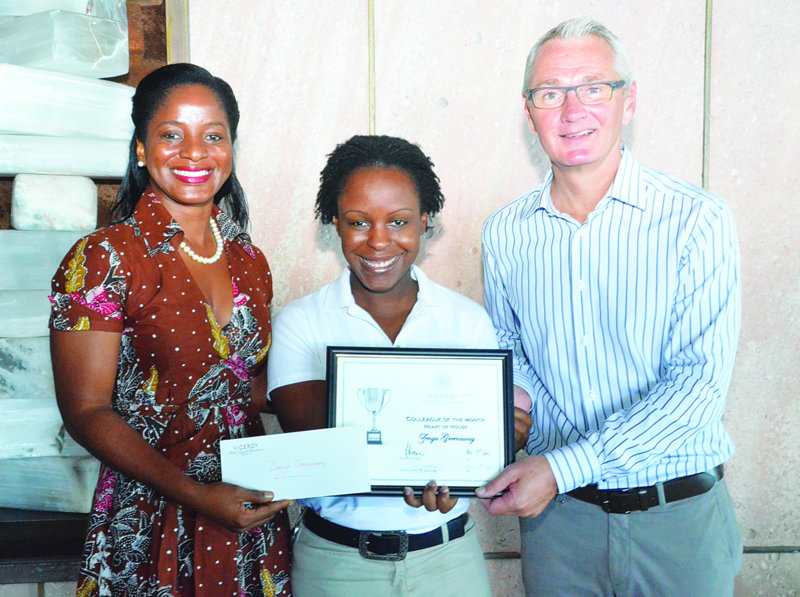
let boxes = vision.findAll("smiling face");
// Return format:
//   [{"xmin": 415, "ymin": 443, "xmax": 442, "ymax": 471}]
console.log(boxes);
[
  {"xmin": 136, "ymin": 84, "xmax": 233, "ymax": 213},
  {"xmin": 524, "ymin": 35, "xmax": 636, "ymax": 176},
  {"xmin": 334, "ymin": 166, "xmax": 428, "ymax": 298}
]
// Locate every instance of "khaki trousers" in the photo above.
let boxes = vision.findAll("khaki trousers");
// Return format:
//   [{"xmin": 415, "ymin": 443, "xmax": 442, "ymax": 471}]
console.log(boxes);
[{"xmin": 291, "ymin": 515, "xmax": 492, "ymax": 597}]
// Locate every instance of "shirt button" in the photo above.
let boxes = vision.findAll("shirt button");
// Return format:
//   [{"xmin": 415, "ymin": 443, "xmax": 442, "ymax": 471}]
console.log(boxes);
[
  {"xmin": 576, "ymin": 281, "xmax": 585, "ymax": 292},
  {"xmin": 582, "ymin": 336, "xmax": 590, "ymax": 347}
]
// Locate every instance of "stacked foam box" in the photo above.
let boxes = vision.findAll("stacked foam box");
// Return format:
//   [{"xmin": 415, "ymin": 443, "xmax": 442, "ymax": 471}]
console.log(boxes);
[
  {"xmin": 0, "ymin": 0, "xmax": 134, "ymax": 512},
  {"xmin": 0, "ymin": 0, "xmax": 128, "ymax": 78},
  {"xmin": 0, "ymin": 230, "xmax": 101, "ymax": 512},
  {"xmin": 0, "ymin": 63, "xmax": 133, "ymax": 177}
]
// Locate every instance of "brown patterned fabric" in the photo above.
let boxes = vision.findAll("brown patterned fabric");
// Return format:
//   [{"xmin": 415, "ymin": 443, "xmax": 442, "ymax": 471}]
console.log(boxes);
[{"xmin": 50, "ymin": 189, "xmax": 291, "ymax": 596}]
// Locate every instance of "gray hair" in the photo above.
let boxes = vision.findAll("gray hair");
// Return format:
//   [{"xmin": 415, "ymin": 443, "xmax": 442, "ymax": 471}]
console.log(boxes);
[{"xmin": 521, "ymin": 17, "xmax": 634, "ymax": 95}]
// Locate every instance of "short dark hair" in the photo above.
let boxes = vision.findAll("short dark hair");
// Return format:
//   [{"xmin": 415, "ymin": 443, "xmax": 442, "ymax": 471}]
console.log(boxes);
[
  {"xmin": 315, "ymin": 135, "xmax": 444, "ymax": 225},
  {"xmin": 112, "ymin": 63, "xmax": 249, "ymax": 229}
]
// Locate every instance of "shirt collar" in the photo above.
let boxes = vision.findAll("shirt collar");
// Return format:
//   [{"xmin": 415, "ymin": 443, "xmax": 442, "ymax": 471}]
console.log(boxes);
[
  {"xmin": 520, "ymin": 144, "xmax": 647, "ymax": 220},
  {"xmin": 130, "ymin": 188, "xmax": 255, "ymax": 258},
  {"xmin": 519, "ymin": 171, "xmax": 553, "ymax": 220},
  {"xmin": 325, "ymin": 264, "xmax": 435, "ymax": 310},
  {"xmin": 606, "ymin": 144, "xmax": 647, "ymax": 211}
]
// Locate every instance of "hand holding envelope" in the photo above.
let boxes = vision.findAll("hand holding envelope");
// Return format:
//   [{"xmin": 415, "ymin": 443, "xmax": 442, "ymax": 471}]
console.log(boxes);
[{"xmin": 221, "ymin": 426, "xmax": 371, "ymax": 500}]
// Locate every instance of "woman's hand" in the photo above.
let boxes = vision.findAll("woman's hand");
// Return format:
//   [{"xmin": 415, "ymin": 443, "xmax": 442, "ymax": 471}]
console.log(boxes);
[
  {"xmin": 51, "ymin": 330, "xmax": 291, "ymax": 533},
  {"xmin": 190, "ymin": 482, "xmax": 293, "ymax": 533},
  {"xmin": 403, "ymin": 480, "xmax": 458, "ymax": 514},
  {"xmin": 513, "ymin": 386, "xmax": 533, "ymax": 453},
  {"xmin": 514, "ymin": 406, "xmax": 532, "ymax": 452}
]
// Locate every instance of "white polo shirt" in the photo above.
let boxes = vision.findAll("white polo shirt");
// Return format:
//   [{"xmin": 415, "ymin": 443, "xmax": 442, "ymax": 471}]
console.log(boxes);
[{"xmin": 267, "ymin": 265, "xmax": 499, "ymax": 532}]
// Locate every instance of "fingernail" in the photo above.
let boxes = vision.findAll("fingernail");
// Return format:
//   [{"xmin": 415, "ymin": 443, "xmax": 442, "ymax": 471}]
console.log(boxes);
[
  {"xmin": 476, "ymin": 486, "xmax": 486, "ymax": 495},
  {"xmin": 441, "ymin": 486, "xmax": 449, "ymax": 494},
  {"xmin": 426, "ymin": 480, "xmax": 436, "ymax": 488},
  {"xmin": 403, "ymin": 487, "xmax": 413, "ymax": 496}
]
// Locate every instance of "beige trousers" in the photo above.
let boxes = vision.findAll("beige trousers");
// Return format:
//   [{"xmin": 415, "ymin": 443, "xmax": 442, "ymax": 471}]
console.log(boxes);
[{"xmin": 291, "ymin": 515, "xmax": 492, "ymax": 597}]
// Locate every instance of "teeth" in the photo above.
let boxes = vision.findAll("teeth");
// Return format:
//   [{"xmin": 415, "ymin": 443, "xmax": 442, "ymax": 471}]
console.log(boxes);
[
  {"xmin": 172, "ymin": 169, "xmax": 211, "ymax": 177},
  {"xmin": 361, "ymin": 256, "xmax": 399, "ymax": 269},
  {"xmin": 565, "ymin": 130, "xmax": 593, "ymax": 138}
]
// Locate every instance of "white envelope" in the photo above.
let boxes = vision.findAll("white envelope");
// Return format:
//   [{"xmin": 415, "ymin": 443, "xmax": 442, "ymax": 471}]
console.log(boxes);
[{"xmin": 221, "ymin": 426, "xmax": 371, "ymax": 500}]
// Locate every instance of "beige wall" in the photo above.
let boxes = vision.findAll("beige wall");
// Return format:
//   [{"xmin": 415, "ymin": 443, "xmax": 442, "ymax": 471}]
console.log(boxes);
[{"xmin": 185, "ymin": 2, "xmax": 799, "ymax": 595}]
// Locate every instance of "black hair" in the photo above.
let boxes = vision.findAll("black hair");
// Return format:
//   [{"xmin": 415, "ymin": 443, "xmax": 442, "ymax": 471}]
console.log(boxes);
[
  {"xmin": 315, "ymin": 135, "xmax": 444, "ymax": 225},
  {"xmin": 112, "ymin": 63, "xmax": 249, "ymax": 229}
]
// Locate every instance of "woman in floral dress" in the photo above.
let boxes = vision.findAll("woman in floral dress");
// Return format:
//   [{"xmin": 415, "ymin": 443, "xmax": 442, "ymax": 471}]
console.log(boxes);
[{"xmin": 49, "ymin": 64, "xmax": 292, "ymax": 596}]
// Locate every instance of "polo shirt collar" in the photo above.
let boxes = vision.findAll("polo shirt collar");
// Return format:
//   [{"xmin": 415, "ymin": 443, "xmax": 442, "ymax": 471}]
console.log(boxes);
[{"xmin": 326, "ymin": 264, "xmax": 435, "ymax": 311}]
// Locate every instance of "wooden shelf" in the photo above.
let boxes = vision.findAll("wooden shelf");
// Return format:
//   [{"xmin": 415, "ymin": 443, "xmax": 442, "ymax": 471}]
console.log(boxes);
[{"xmin": 0, "ymin": 507, "xmax": 87, "ymax": 584}]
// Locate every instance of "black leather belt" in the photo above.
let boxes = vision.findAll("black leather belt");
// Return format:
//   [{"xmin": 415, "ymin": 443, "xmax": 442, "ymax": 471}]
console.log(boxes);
[
  {"xmin": 567, "ymin": 465, "xmax": 723, "ymax": 514},
  {"xmin": 302, "ymin": 509, "xmax": 468, "ymax": 561}
]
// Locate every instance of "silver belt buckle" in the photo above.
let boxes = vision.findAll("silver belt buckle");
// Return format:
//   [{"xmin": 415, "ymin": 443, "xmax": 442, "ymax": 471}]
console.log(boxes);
[{"xmin": 358, "ymin": 530, "xmax": 409, "ymax": 561}]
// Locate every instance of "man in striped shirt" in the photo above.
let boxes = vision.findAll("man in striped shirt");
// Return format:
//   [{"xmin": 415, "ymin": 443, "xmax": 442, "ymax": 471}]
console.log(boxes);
[{"xmin": 476, "ymin": 18, "xmax": 742, "ymax": 596}]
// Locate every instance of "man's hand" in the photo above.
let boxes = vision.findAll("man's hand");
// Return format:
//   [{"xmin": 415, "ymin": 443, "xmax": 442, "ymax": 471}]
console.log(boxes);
[{"xmin": 474, "ymin": 455, "xmax": 557, "ymax": 517}]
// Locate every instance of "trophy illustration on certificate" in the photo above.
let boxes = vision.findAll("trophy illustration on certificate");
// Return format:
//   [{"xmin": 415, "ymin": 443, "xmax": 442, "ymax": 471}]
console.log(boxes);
[{"xmin": 358, "ymin": 387, "xmax": 391, "ymax": 444}]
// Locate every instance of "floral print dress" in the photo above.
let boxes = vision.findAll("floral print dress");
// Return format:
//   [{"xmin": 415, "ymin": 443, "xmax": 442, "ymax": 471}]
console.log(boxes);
[{"xmin": 49, "ymin": 190, "xmax": 292, "ymax": 596}]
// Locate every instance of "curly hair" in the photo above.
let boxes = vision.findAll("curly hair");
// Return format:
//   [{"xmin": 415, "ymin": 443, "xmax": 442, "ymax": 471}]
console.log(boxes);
[
  {"xmin": 112, "ymin": 63, "xmax": 249, "ymax": 229},
  {"xmin": 315, "ymin": 135, "xmax": 444, "ymax": 225}
]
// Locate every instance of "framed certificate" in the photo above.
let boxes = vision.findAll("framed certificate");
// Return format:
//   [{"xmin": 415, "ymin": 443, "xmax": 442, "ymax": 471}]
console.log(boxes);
[{"xmin": 326, "ymin": 346, "xmax": 513, "ymax": 496}]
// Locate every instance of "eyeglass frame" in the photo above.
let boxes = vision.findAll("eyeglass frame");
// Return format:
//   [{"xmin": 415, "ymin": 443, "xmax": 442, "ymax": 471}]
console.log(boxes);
[{"xmin": 524, "ymin": 80, "xmax": 626, "ymax": 109}]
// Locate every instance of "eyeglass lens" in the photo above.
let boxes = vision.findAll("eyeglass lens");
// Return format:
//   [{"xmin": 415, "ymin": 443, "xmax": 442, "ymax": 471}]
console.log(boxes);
[{"xmin": 531, "ymin": 82, "xmax": 615, "ymax": 109}]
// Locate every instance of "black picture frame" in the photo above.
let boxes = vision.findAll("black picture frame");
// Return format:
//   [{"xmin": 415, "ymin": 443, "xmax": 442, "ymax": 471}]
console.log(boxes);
[{"xmin": 326, "ymin": 346, "xmax": 514, "ymax": 496}]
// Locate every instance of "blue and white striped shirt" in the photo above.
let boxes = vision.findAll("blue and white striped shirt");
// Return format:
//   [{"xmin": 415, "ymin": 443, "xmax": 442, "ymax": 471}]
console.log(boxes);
[{"xmin": 482, "ymin": 147, "xmax": 741, "ymax": 492}]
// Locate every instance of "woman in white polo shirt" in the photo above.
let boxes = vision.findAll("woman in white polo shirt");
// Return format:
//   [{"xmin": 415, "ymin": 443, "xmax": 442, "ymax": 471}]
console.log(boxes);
[{"xmin": 267, "ymin": 135, "xmax": 516, "ymax": 597}]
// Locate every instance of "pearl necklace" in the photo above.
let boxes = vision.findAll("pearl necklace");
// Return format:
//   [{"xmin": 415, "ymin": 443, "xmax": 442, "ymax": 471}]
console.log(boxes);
[{"xmin": 179, "ymin": 217, "xmax": 223, "ymax": 264}]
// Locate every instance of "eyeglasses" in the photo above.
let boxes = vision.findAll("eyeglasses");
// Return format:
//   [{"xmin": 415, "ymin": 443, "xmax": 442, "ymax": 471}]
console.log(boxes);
[{"xmin": 524, "ymin": 80, "xmax": 626, "ymax": 109}]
